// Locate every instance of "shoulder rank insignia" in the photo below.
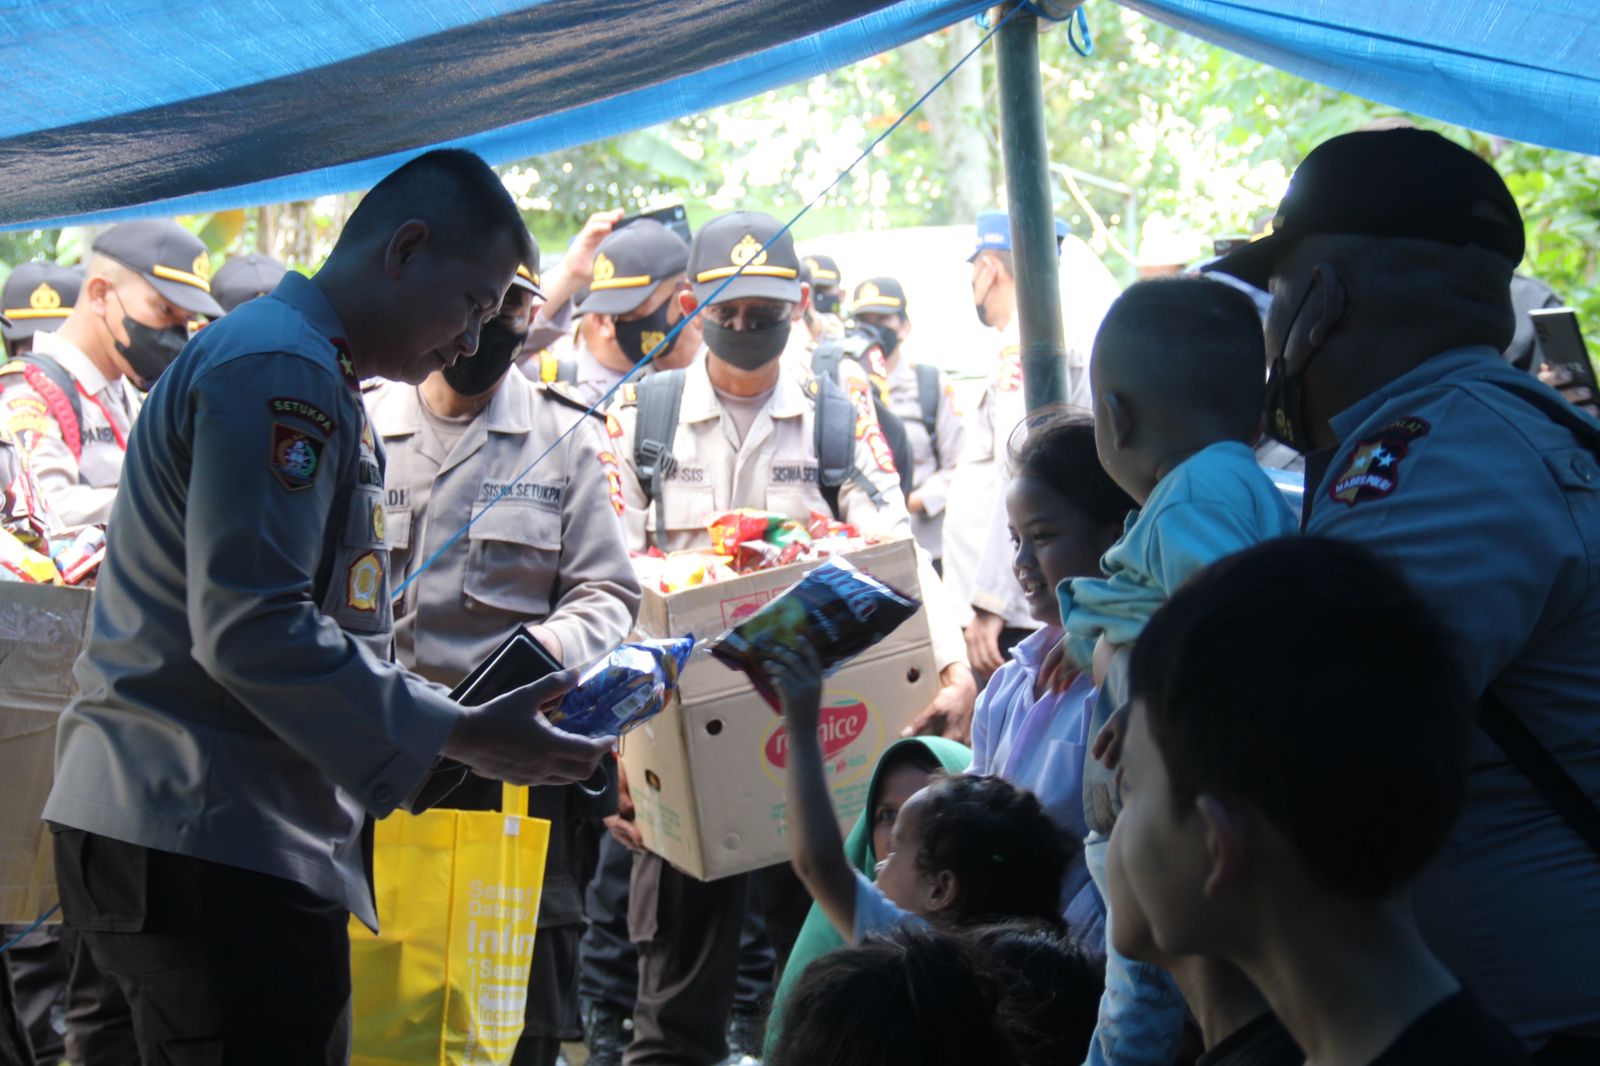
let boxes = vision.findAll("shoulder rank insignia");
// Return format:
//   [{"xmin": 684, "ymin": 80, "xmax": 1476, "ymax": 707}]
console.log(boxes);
[{"xmin": 541, "ymin": 380, "xmax": 601, "ymax": 418}]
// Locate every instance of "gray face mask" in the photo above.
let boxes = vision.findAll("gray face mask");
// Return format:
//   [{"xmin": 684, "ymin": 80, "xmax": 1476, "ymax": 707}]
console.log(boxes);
[{"xmin": 702, "ymin": 318, "xmax": 791, "ymax": 371}]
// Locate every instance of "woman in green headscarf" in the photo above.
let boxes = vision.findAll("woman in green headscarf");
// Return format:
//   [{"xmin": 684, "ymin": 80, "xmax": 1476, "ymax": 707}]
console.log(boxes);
[{"xmin": 762, "ymin": 734, "xmax": 972, "ymax": 1056}]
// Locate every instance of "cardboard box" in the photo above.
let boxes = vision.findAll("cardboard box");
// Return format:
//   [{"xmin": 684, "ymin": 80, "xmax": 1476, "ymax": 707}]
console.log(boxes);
[
  {"xmin": 624, "ymin": 538, "xmax": 938, "ymax": 881},
  {"xmin": 0, "ymin": 582, "xmax": 90, "ymax": 923}
]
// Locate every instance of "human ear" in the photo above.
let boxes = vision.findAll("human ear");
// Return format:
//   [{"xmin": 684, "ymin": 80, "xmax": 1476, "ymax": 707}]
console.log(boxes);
[
  {"xmin": 925, "ymin": 869, "xmax": 959, "ymax": 914},
  {"xmin": 1305, "ymin": 261, "xmax": 1347, "ymax": 350},
  {"xmin": 1196, "ymin": 793, "xmax": 1250, "ymax": 900},
  {"xmin": 596, "ymin": 315, "xmax": 618, "ymax": 342},
  {"xmin": 678, "ymin": 290, "xmax": 699, "ymax": 317},
  {"xmin": 794, "ymin": 283, "xmax": 811, "ymax": 320},
  {"xmin": 84, "ymin": 275, "xmax": 112, "ymax": 314},
  {"xmin": 1104, "ymin": 391, "xmax": 1135, "ymax": 452},
  {"xmin": 383, "ymin": 220, "xmax": 430, "ymax": 278}
]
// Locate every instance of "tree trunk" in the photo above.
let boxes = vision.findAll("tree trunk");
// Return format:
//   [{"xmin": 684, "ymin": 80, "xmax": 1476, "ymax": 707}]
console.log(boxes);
[{"xmin": 901, "ymin": 21, "xmax": 995, "ymax": 223}]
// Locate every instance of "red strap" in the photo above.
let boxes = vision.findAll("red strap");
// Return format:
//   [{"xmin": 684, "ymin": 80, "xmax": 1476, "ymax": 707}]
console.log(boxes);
[
  {"xmin": 75, "ymin": 382, "xmax": 129, "ymax": 451},
  {"xmin": 18, "ymin": 363, "xmax": 82, "ymax": 461}
]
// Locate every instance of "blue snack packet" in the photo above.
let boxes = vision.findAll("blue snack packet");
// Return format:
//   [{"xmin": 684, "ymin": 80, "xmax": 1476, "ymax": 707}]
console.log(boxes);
[
  {"xmin": 708, "ymin": 557, "xmax": 920, "ymax": 711},
  {"xmin": 548, "ymin": 637, "xmax": 696, "ymax": 737}
]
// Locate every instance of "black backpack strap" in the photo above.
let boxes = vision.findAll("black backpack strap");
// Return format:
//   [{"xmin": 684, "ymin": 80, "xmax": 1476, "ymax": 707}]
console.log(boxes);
[
  {"xmin": 811, "ymin": 371, "xmax": 884, "ymax": 520},
  {"xmin": 914, "ymin": 363, "xmax": 940, "ymax": 463},
  {"xmin": 876, "ymin": 398, "xmax": 916, "ymax": 498},
  {"xmin": 1479, "ymin": 688, "xmax": 1600, "ymax": 861},
  {"xmin": 810, "ymin": 339, "xmax": 844, "ymax": 384},
  {"xmin": 633, "ymin": 370, "xmax": 686, "ymax": 550}
]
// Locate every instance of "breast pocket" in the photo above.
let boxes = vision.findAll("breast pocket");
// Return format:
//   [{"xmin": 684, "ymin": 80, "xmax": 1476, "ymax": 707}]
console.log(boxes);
[
  {"xmin": 463, "ymin": 501, "xmax": 562, "ymax": 617},
  {"xmin": 385, "ymin": 507, "xmax": 413, "ymax": 565},
  {"xmin": 324, "ymin": 489, "xmax": 393, "ymax": 635},
  {"xmin": 767, "ymin": 461, "xmax": 823, "ymax": 526},
  {"xmin": 647, "ymin": 482, "xmax": 716, "ymax": 544},
  {"xmin": 1547, "ymin": 446, "xmax": 1600, "ymax": 584},
  {"xmin": 1037, "ymin": 738, "xmax": 1089, "ymax": 841}
]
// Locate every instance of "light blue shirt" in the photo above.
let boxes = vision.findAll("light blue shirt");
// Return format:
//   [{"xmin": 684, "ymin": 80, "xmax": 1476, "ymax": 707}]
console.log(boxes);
[
  {"xmin": 853, "ymin": 869, "xmax": 926, "ymax": 942},
  {"xmin": 1306, "ymin": 345, "xmax": 1600, "ymax": 1045},
  {"xmin": 1059, "ymin": 440, "xmax": 1299, "ymax": 667},
  {"xmin": 970, "ymin": 627, "xmax": 1103, "ymax": 947}
]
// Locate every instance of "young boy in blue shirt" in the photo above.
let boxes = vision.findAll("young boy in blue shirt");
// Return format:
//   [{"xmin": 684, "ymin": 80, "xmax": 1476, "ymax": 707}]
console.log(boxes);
[{"xmin": 1066, "ymin": 275, "xmax": 1300, "ymax": 1066}]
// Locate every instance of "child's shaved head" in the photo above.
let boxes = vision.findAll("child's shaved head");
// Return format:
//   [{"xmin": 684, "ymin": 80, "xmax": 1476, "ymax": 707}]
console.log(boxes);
[{"xmin": 1092, "ymin": 276, "xmax": 1267, "ymax": 451}]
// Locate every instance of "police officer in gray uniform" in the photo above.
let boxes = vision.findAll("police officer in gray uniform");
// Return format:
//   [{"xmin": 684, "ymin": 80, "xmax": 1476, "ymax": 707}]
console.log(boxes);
[
  {"xmin": 370, "ymin": 234, "xmax": 641, "ymax": 1066},
  {"xmin": 42, "ymin": 149, "xmax": 612, "ymax": 1064},
  {"xmin": 1217, "ymin": 128, "xmax": 1600, "ymax": 1060},
  {"xmin": 562, "ymin": 219, "xmax": 700, "ymax": 405},
  {"xmin": 0, "ymin": 221, "xmax": 221, "ymax": 532}
]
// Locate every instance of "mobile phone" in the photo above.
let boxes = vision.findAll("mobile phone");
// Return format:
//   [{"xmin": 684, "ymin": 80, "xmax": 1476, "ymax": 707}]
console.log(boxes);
[
  {"xmin": 451, "ymin": 625, "xmax": 563, "ymax": 707},
  {"xmin": 1529, "ymin": 308, "xmax": 1600, "ymax": 398},
  {"xmin": 450, "ymin": 627, "xmax": 610, "ymax": 802},
  {"xmin": 1213, "ymin": 236, "xmax": 1252, "ymax": 258},
  {"xmin": 616, "ymin": 203, "xmax": 691, "ymax": 246}
]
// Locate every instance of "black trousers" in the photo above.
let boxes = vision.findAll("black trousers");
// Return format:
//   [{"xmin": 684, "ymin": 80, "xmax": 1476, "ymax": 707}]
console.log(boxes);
[
  {"xmin": 0, "ymin": 959, "xmax": 31, "ymax": 1066},
  {"xmin": 2, "ymin": 924, "xmax": 65, "ymax": 1064},
  {"xmin": 52, "ymin": 829, "xmax": 351, "ymax": 1066},
  {"xmin": 623, "ymin": 854, "xmax": 809, "ymax": 1066},
  {"xmin": 578, "ymin": 835, "xmax": 639, "ymax": 1015},
  {"xmin": 510, "ymin": 922, "xmax": 581, "ymax": 1066}
]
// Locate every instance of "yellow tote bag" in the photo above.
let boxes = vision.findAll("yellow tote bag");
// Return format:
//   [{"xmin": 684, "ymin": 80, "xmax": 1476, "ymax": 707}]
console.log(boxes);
[{"xmin": 351, "ymin": 784, "xmax": 550, "ymax": 1066}]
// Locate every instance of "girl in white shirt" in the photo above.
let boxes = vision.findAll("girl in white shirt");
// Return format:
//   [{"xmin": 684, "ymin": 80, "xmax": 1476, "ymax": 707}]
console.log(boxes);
[{"xmin": 970, "ymin": 410, "xmax": 1134, "ymax": 947}]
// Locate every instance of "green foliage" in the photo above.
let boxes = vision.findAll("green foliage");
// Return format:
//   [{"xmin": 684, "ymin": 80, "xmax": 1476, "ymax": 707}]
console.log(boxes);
[{"xmin": 0, "ymin": 7, "xmax": 1594, "ymax": 351}]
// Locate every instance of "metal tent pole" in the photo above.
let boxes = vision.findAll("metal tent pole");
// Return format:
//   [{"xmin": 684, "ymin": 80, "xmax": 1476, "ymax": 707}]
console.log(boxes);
[{"xmin": 996, "ymin": 4, "xmax": 1068, "ymax": 413}]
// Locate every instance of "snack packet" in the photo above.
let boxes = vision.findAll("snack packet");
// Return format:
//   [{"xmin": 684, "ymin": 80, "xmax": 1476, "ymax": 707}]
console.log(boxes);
[
  {"xmin": 708, "ymin": 557, "xmax": 919, "ymax": 710},
  {"xmin": 0, "ymin": 526, "xmax": 61, "ymax": 584},
  {"xmin": 708, "ymin": 509, "xmax": 810, "ymax": 554},
  {"xmin": 547, "ymin": 637, "xmax": 696, "ymax": 737},
  {"xmin": 806, "ymin": 509, "xmax": 859, "ymax": 541}
]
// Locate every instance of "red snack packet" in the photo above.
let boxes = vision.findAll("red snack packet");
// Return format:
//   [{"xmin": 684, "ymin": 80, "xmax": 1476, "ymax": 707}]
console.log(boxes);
[{"xmin": 708, "ymin": 509, "xmax": 778, "ymax": 556}]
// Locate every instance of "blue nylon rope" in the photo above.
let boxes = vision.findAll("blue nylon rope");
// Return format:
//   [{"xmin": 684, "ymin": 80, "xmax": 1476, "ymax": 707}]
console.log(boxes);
[
  {"xmin": 393, "ymin": 2, "xmax": 1023, "ymax": 599},
  {"xmin": 0, "ymin": 903, "xmax": 60, "ymax": 955}
]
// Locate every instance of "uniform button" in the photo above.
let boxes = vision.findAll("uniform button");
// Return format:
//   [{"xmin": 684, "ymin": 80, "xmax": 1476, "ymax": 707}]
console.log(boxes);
[
  {"xmin": 1573, "ymin": 457, "xmax": 1593, "ymax": 483},
  {"xmin": 373, "ymin": 784, "xmax": 394, "ymax": 806},
  {"xmin": 464, "ymin": 597, "xmax": 477, "ymax": 611}
]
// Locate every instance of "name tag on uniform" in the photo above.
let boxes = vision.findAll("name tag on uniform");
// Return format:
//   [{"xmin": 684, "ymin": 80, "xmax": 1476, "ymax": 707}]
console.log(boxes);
[
  {"xmin": 771, "ymin": 463, "xmax": 819, "ymax": 485},
  {"xmin": 479, "ymin": 480, "xmax": 564, "ymax": 510},
  {"xmin": 667, "ymin": 464, "xmax": 708, "ymax": 484}
]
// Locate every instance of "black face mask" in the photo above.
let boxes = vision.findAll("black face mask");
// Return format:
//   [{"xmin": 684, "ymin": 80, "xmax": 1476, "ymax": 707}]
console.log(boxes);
[
  {"xmin": 702, "ymin": 318, "xmax": 791, "ymax": 371},
  {"xmin": 444, "ymin": 320, "xmax": 526, "ymax": 397},
  {"xmin": 613, "ymin": 299, "xmax": 676, "ymax": 366},
  {"xmin": 853, "ymin": 320, "xmax": 900, "ymax": 361},
  {"xmin": 116, "ymin": 317, "xmax": 187, "ymax": 390},
  {"xmin": 1262, "ymin": 277, "xmax": 1321, "ymax": 451},
  {"xmin": 813, "ymin": 290, "xmax": 841, "ymax": 315}
]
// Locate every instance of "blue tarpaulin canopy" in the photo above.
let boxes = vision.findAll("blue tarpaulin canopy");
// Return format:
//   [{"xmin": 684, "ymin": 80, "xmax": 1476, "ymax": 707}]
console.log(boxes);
[{"xmin": 0, "ymin": 0, "xmax": 1594, "ymax": 230}]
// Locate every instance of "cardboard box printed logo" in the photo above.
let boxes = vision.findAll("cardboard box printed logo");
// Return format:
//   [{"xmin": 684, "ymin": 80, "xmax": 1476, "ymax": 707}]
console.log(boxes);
[{"xmin": 761, "ymin": 690, "xmax": 881, "ymax": 790}]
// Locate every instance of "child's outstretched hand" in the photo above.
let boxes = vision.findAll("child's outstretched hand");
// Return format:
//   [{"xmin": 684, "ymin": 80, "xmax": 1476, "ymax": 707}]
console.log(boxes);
[{"xmin": 758, "ymin": 638, "xmax": 824, "ymax": 731}]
